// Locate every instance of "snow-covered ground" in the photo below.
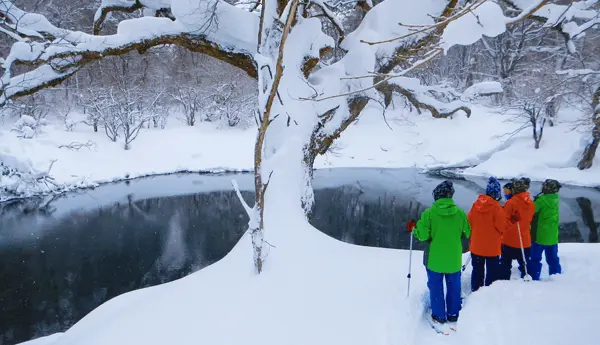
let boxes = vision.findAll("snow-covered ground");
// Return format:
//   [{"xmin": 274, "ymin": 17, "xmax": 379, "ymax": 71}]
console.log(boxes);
[
  {"xmin": 17, "ymin": 157, "xmax": 600, "ymax": 345},
  {"xmin": 1, "ymin": 104, "xmax": 598, "ymax": 202}
]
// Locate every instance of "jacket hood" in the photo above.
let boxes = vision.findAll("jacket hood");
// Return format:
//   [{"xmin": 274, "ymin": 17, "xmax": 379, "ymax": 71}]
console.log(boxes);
[
  {"xmin": 431, "ymin": 198, "xmax": 459, "ymax": 216},
  {"xmin": 472, "ymin": 194, "xmax": 499, "ymax": 213},
  {"xmin": 537, "ymin": 193, "xmax": 559, "ymax": 208},
  {"xmin": 511, "ymin": 192, "xmax": 535, "ymax": 211}
]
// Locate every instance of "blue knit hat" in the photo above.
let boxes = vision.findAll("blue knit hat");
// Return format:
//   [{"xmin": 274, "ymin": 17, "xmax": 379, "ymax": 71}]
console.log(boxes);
[
  {"xmin": 433, "ymin": 180, "xmax": 455, "ymax": 201},
  {"xmin": 486, "ymin": 177, "xmax": 501, "ymax": 201}
]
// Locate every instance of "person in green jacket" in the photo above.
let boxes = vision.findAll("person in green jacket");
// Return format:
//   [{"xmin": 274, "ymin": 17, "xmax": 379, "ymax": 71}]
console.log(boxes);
[
  {"xmin": 530, "ymin": 179, "xmax": 563, "ymax": 280},
  {"xmin": 408, "ymin": 180, "xmax": 471, "ymax": 328}
]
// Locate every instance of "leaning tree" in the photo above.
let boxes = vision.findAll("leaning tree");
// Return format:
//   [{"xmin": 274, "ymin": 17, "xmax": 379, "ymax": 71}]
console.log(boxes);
[{"xmin": 0, "ymin": 0, "xmax": 591, "ymax": 273}]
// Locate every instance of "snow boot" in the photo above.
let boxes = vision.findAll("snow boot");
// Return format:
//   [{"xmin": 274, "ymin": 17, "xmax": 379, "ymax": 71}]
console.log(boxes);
[
  {"xmin": 428, "ymin": 314, "xmax": 449, "ymax": 335},
  {"xmin": 447, "ymin": 315, "xmax": 458, "ymax": 332}
]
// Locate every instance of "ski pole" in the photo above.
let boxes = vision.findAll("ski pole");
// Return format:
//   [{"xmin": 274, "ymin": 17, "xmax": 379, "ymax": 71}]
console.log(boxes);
[
  {"xmin": 517, "ymin": 222, "xmax": 532, "ymax": 281},
  {"xmin": 407, "ymin": 230, "xmax": 413, "ymax": 298}
]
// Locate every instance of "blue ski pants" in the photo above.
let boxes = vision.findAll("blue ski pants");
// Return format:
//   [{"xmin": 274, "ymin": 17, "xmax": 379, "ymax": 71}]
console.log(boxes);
[
  {"xmin": 426, "ymin": 268, "xmax": 461, "ymax": 322},
  {"xmin": 529, "ymin": 242, "xmax": 562, "ymax": 280},
  {"xmin": 471, "ymin": 254, "xmax": 500, "ymax": 292}
]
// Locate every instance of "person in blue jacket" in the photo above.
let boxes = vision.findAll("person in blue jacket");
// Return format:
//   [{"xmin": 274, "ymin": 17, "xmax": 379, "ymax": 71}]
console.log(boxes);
[{"xmin": 503, "ymin": 182, "xmax": 513, "ymax": 201}]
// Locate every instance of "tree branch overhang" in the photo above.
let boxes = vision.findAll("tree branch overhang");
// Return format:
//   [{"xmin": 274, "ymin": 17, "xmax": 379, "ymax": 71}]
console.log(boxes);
[{"xmin": 3, "ymin": 33, "xmax": 258, "ymax": 101}]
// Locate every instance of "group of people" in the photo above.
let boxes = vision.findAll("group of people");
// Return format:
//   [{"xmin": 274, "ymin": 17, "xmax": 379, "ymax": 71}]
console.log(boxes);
[{"xmin": 406, "ymin": 176, "xmax": 563, "ymax": 328}]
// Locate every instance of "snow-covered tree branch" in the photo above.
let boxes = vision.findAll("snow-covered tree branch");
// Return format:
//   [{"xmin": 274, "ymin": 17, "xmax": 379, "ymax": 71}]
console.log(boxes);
[{"xmin": 0, "ymin": 0, "xmax": 258, "ymax": 104}]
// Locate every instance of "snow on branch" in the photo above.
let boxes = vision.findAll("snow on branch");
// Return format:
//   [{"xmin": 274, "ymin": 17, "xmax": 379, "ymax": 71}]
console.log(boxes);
[
  {"xmin": 504, "ymin": 0, "xmax": 549, "ymax": 25},
  {"xmin": 503, "ymin": 0, "xmax": 600, "ymax": 53},
  {"xmin": 302, "ymin": 0, "xmax": 551, "ymax": 160},
  {"xmin": 302, "ymin": 0, "xmax": 474, "ymax": 159},
  {"xmin": 307, "ymin": 0, "xmax": 345, "ymax": 44},
  {"xmin": 556, "ymin": 69, "xmax": 600, "ymax": 77},
  {"xmin": 0, "ymin": 0, "xmax": 259, "ymax": 105},
  {"xmin": 94, "ymin": 0, "xmax": 145, "ymax": 34},
  {"xmin": 384, "ymin": 77, "xmax": 472, "ymax": 119},
  {"xmin": 94, "ymin": 0, "xmax": 177, "ymax": 34}
]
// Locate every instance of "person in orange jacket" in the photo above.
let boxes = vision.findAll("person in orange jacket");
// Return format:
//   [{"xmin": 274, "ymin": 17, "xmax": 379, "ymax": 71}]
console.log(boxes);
[
  {"xmin": 468, "ymin": 177, "xmax": 505, "ymax": 291},
  {"xmin": 500, "ymin": 178, "xmax": 536, "ymax": 280}
]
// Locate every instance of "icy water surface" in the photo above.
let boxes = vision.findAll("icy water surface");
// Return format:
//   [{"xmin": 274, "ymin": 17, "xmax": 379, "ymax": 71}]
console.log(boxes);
[{"xmin": 0, "ymin": 168, "xmax": 598, "ymax": 345}]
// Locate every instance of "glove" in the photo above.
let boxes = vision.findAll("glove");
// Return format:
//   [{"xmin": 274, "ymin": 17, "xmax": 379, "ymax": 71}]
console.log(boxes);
[
  {"xmin": 406, "ymin": 219, "xmax": 417, "ymax": 232},
  {"xmin": 511, "ymin": 212, "xmax": 521, "ymax": 224}
]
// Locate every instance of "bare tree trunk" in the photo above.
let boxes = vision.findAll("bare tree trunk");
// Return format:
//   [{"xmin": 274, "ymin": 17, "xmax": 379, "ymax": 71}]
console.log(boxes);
[
  {"xmin": 233, "ymin": 0, "xmax": 300, "ymax": 274},
  {"xmin": 577, "ymin": 86, "xmax": 600, "ymax": 170},
  {"xmin": 532, "ymin": 115, "xmax": 544, "ymax": 149},
  {"xmin": 301, "ymin": 150, "xmax": 317, "ymax": 215},
  {"xmin": 545, "ymin": 98, "xmax": 557, "ymax": 127},
  {"xmin": 250, "ymin": 114, "xmax": 270, "ymax": 274},
  {"xmin": 577, "ymin": 120, "xmax": 600, "ymax": 169}
]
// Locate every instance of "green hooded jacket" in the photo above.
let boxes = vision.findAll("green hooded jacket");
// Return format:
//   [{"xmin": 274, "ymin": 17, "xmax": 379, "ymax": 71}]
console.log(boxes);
[
  {"xmin": 413, "ymin": 198, "xmax": 471, "ymax": 274},
  {"xmin": 533, "ymin": 193, "xmax": 560, "ymax": 245}
]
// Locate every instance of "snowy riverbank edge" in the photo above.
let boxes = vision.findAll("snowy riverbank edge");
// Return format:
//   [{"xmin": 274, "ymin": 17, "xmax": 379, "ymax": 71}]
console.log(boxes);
[
  {"xmin": 2, "ymin": 161, "xmax": 599, "ymax": 205},
  {"xmin": 0, "ymin": 167, "xmax": 254, "ymax": 203},
  {"xmin": 2, "ymin": 104, "xmax": 599, "ymax": 202}
]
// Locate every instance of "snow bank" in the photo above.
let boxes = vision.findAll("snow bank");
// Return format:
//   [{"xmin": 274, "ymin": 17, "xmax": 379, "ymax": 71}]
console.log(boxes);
[
  {"xmin": 316, "ymin": 105, "xmax": 600, "ymax": 187},
  {"xmin": 461, "ymin": 81, "xmax": 503, "ymax": 100},
  {"xmin": 18, "ymin": 334, "xmax": 63, "ymax": 345},
  {"xmin": 0, "ymin": 120, "xmax": 255, "ymax": 201},
  {"xmin": 461, "ymin": 110, "xmax": 600, "ymax": 186},
  {"xmin": 412, "ymin": 244, "xmax": 600, "ymax": 345}
]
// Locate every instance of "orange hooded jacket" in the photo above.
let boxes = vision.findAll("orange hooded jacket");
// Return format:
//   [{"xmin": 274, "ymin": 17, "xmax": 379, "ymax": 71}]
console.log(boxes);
[
  {"xmin": 468, "ymin": 195, "xmax": 505, "ymax": 257},
  {"xmin": 502, "ymin": 192, "xmax": 536, "ymax": 249}
]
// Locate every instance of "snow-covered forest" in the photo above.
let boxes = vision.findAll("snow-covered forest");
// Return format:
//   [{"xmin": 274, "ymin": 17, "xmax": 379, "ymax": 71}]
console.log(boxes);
[{"xmin": 4, "ymin": 0, "xmax": 598, "ymax": 142}]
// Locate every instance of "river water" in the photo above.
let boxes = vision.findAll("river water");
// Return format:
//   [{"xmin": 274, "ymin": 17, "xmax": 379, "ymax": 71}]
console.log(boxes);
[{"xmin": 1, "ymin": 168, "xmax": 598, "ymax": 345}]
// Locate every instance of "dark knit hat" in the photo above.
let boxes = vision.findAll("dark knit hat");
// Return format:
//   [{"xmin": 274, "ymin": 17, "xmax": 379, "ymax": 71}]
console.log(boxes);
[
  {"xmin": 486, "ymin": 177, "xmax": 502, "ymax": 201},
  {"xmin": 511, "ymin": 178, "xmax": 530, "ymax": 194},
  {"xmin": 541, "ymin": 179, "xmax": 562, "ymax": 194},
  {"xmin": 433, "ymin": 180, "xmax": 455, "ymax": 201}
]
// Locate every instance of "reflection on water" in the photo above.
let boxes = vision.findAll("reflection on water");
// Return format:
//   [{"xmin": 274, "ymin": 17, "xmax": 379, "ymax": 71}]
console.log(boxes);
[
  {"xmin": 0, "ymin": 169, "xmax": 598, "ymax": 345},
  {"xmin": 576, "ymin": 197, "xmax": 598, "ymax": 243}
]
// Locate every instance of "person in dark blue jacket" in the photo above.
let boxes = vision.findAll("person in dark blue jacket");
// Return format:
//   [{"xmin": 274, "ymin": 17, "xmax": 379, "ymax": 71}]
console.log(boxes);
[{"xmin": 503, "ymin": 182, "xmax": 513, "ymax": 201}]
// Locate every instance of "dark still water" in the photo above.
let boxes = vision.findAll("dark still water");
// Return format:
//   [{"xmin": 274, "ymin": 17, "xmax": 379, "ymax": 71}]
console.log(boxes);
[{"xmin": 0, "ymin": 169, "xmax": 598, "ymax": 345}]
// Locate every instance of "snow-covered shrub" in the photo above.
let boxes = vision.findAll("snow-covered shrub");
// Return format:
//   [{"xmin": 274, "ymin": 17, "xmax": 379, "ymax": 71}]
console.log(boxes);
[
  {"xmin": 11, "ymin": 94, "xmax": 50, "ymax": 122},
  {"xmin": 170, "ymin": 85, "xmax": 202, "ymax": 126},
  {"xmin": 55, "ymin": 104, "xmax": 79, "ymax": 132},
  {"xmin": 205, "ymin": 82, "xmax": 256, "ymax": 128},
  {"xmin": 12, "ymin": 115, "xmax": 41, "ymax": 139},
  {"xmin": 75, "ymin": 86, "xmax": 108, "ymax": 133},
  {"xmin": 0, "ymin": 155, "xmax": 62, "ymax": 201}
]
